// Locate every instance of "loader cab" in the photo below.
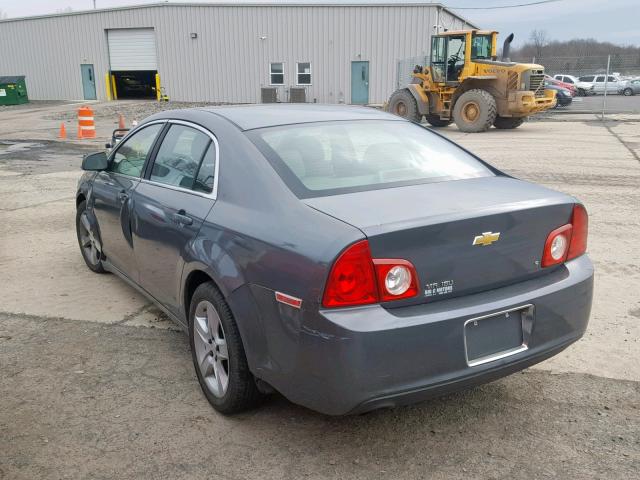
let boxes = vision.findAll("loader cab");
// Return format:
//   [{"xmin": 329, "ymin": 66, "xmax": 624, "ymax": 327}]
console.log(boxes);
[{"xmin": 430, "ymin": 31, "xmax": 498, "ymax": 83}]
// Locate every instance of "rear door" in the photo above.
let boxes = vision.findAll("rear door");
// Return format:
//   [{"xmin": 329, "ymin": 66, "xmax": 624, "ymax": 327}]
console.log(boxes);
[
  {"xmin": 132, "ymin": 121, "xmax": 217, "ymax": 316},
  {"xmin": 92, "ymin": 122, "xmax": 163, "ymax": 280}
]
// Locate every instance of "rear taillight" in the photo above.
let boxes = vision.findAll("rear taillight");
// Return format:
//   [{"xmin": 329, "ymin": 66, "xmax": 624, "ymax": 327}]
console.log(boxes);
[
  {"xmin": 322, "ymin": 240, "xmax": 419, "ymax": 308},
  {"xmin": 373, "ymin": 259, "xmax": 419, "ymax": 302},
  {"xmin": 322, "ymin": 240, "xmax": 378, "ymax": 308},
  {"xmin": 541, "ymin": 204, "xmax": 588, "ymax": 268},
  {"xmin": 567, "ymin": 203, "xmax": 588, "ymax": 260}
]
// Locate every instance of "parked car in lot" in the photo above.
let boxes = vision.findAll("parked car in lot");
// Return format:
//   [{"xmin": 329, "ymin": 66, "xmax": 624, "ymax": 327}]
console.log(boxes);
[
  {"xmin": 545, "ymin": 83, "xmax": 573, "ymax": 107},
  {"xmin": 578, "ymin": 75, "xmax": 626, "ymax": 94},
  {"xmin": 545, "ymin": 75, "xmax": 577, "ymax": 96},
  {"xmin": 553, "ymin": 74, "xmax": 595, "ymax": 96},
  {"xmin": 620, "ymin": 79, "xmax": 640, "ymax": 96},
  {"xmin": 75, "ymin": 105, "xmax": 593, "ymax": 415}
]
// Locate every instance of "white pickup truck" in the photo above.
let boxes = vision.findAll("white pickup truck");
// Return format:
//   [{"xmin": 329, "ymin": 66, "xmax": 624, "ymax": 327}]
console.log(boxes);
[{"xmin": 577, "ymin": 74, "xmax": 628, "ymax": 95}]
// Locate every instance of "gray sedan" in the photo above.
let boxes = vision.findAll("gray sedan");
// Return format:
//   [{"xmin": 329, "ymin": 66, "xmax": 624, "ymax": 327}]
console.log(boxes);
[
  {"xmin": 76, "ymin": 105, "xmax": 593, "ymax": 415},
  {"xmin": 621, "ymin": 79, "xmax": 640, "ymax": 96}
]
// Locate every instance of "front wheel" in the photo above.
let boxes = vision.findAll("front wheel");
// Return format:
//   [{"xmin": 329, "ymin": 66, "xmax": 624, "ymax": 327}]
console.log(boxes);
[
  {"xmin": 76, "ymin": 200, "xmax": 106, "ymax": 273},
  {"xmin": 387, "ymin": 88, "xmax": 422, "ymax": 123},
  {"xmin": 493, "ymin": 116, "xmax": 524, "ymax": 129},
  {"xmin": 189, "ymin": 282, "xmax": 262, "ymax": 414},
  {"xmin": 623, "ymin": 88, "xmax": 634, "ymax": 96},
  {"xmin": 452, "ymin": 89, "xmax": 497, "ymax": 133}
]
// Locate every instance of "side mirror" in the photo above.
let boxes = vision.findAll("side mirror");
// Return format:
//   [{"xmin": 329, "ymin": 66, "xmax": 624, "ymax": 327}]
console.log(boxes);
[
  {"xmin": 105, "ymin": 142, "xmax": 112, "ymax": 149},
  {"xmin": 82, "ymin": 151, "xmax": 109, "ymax": 171}
]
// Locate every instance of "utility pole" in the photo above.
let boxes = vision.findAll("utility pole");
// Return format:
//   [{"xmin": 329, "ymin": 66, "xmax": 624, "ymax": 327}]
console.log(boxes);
[
  {"xmin": 602, "ymin": 55, "xmax": 610, "ymax": 119},
  {"xmin": 93, "ymin": 0, "xmax": 96, "ymax": 9}
]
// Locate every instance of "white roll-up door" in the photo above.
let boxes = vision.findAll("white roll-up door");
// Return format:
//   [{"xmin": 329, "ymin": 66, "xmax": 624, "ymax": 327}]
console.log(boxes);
[{"xmin": 107, "ymin": 28, "xmax": 158, "ymax": 71}]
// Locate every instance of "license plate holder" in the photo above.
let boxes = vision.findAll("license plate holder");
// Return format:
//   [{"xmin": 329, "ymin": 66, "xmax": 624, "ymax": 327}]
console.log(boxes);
[{"xmin": 464, "ymin": 304, "xmax": 534, "ymax": 367}]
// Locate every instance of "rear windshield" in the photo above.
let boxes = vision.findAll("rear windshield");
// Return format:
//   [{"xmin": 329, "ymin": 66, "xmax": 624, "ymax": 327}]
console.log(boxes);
[{"xmin": 247, "ymin": 120, "xmax": 494, "ymax": 198}]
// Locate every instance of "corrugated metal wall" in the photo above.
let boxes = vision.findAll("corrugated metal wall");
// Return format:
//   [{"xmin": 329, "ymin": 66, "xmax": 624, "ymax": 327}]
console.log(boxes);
[{"xmin": 0, "ymin": 4, "xmax": 474, "ymax": 104}]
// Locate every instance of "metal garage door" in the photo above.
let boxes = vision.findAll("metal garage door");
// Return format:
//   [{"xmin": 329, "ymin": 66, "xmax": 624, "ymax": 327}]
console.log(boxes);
[{"xmin": 107, "ymin": 28, "xmax": 158, "ymax": 71}]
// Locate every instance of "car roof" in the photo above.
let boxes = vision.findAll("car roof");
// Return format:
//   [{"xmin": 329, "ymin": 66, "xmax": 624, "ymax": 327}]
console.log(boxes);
[{"xmin": 197, "ymin": 104, "xmax": 403, "ymax": 131}]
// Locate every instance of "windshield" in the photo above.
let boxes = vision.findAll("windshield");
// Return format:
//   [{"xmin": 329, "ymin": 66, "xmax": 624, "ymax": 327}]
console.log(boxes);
[
  {"xmin": 471, "ymin": 34, "xmax": 492, "ymax": 60},
  {"xmin": 248, "ymin": 120, "xmax": 494, "ymax": 198}
]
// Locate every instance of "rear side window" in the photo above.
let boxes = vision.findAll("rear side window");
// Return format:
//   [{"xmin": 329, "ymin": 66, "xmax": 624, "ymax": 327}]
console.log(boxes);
[
  {"xmin": 150, "ymin": 125, "xmax": 211, "ymax": 190},
  {"xmin": 194, "ymin": 143, "xmax": 216, "ymax": 193},
  {"xmin": 248, "ymin": 120, "xmax": 494, "ymax": 198}
]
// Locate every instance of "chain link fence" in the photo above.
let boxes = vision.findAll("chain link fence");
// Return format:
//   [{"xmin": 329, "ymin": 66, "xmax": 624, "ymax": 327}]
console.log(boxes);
[{"xmin": 395, "ymin": 54, "xmax": 640, "ymax": 115}]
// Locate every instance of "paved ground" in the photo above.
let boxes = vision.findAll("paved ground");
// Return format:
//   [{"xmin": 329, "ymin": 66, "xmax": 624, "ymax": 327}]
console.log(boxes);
[
  {"xmin": 1, "ymin": 101, "xmax": 639, "ymax": 479},
  {"xmin": 553, "ymin": 93, "xmax": 640, "ymax": 114}
]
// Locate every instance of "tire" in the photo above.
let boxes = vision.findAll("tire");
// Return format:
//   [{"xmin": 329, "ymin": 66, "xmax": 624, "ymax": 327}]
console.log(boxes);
[
  {"xmin": 623, "ymin": 88, "xmax": 634, "ymax": 96},
  {"xmin": 493, "ymin": 116, "xmax": 524, "ymax": 129},
  {"xmin": 578, "ymin": 89, "xmax": 586, "ymax": 97},
  {"xmin": 189, "ymin": 282, "xmax": 262, "ymax": 414},
  {"xmin": 76, "ymin": 200, "xmax": 106, "ymax": 273},
  {"xmin": 388, "ymin": 88, "xmax": 422, "ymax": 123},
  {"xmin": 452, "ymin": 89, "xmax": 497, "ymax": 133},
  {"xmin": 425, "ymin": 114, "xmax": 452, "ymax": 128}
]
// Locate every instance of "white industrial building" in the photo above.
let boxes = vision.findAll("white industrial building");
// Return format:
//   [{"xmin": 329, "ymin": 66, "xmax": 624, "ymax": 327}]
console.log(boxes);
[{"xmin": 0, "ymin": 1, "xmax": 476, "ymax": 104}]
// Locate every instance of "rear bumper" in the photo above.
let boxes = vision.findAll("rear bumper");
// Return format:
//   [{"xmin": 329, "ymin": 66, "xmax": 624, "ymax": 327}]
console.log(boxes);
[
  {"xmin": 508, "ymin": 89, "xmax": 557, "ymax": 115},
  {"xmin": 252, "ymin": 255, "xmax": 593, "ymax": 415}
]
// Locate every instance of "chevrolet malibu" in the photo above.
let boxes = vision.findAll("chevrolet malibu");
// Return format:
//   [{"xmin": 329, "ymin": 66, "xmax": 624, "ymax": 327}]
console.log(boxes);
[{"xmin": 75, "ymin": 105, "xmax": 593, "ymax": 415}]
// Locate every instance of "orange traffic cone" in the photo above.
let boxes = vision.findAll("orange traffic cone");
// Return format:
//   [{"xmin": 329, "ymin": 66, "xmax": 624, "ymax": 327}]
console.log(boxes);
[
  {"xmin": 118, "ymin": 113, "xmax": 126, "ymax": 129},
  {"xmin": 58, "ymin": 122, "xmax": 67, "ymax": 139}
]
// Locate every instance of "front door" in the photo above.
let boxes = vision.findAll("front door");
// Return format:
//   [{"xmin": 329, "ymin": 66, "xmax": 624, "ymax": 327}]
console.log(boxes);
[
  {"xmin": 351, "ymin": 61, "xmax": 369, "ymax": 104},
  {"xmin": 132, "ymin": 122, "xmax": 216, "ymax": 316},
  {"xmin": 80, "ymin": 64, "xmax": 97, "ymax": 100},
  {"xmin": 92, "ymin": 123, "xmax": 163, "ymax": 280}
]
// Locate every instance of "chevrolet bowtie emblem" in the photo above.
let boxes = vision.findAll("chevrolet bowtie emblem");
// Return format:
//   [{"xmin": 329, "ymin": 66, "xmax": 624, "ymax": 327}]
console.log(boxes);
[{"xmin": 473, "ymin": 232, "xmax": 501, "ymax": 246}]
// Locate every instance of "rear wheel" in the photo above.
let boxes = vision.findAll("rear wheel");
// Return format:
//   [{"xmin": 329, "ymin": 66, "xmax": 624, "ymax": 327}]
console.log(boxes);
[
  {"xmin": 425, "ymin": 114, "xmax": 452, "ymax": 128},
  {"xmin": 623, "ymin": 88, "xmax": 634, "ymax": 96},
  {"xmin": 189, "ymin": 282, "xmax": 262, "ymax": 414},
  {"xmin": 452, "ymin": 89, "xmax": 497, "ymax": 133},
  {"xmin": 388, "ymin": 89, "xmax": 422, "ymax": 123},
  {"xmin": 493, "ymin": 116, "xmax": 524, "ymax": 129}
]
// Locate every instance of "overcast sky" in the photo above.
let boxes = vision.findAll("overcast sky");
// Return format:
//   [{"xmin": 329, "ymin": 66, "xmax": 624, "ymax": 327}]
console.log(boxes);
[{"xmin": 0, "ymin": 0, "xmax": 638, "ymax": 47}]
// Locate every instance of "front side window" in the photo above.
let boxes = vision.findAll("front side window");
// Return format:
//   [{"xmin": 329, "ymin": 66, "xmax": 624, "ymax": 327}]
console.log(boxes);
[
  {"xmin": 249, "ymin": 120, "xmax": 494, "ymax": 198},
  {"xmin": 471, "ymin": 34, "xmax": 491, "ymax": 60},
  {"xmin": 150, "ymin": 124, "xmax": 211, "ymax": 190},
  {"xmin": 270, "ymin": 62, "xmax": 284, "ymax": 85},
  {"xmin": 110, "ymin": 124, "xmax": 162, "ymax": 177},
  {"xmin": 563, "ymin": 77, "xmax": 574, "ymax": 84},
  {"xmin": 296, "ymin": 62, "xmax": 312, "ymax": 85}
]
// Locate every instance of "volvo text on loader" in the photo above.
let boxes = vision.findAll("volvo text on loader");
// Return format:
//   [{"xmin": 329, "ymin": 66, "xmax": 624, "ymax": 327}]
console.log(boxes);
[{"xmin": 388, "ymin": 30, "xmax": 556, "ymax": 132}]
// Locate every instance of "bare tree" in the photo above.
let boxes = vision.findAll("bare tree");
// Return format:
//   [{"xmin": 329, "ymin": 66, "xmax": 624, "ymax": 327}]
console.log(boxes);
[
  {"xmin": 0, "ymin": 9, "xmax": 8, "ymax": 19},
  {"xmin": 529, "ymin": 29, "xmax": 548, "ymax": 58}
]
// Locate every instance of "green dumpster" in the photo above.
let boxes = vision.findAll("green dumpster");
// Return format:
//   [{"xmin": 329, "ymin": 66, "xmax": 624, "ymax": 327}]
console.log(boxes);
[{"xmin": 0, "ymin": 76, "xmax": 29, "ymax": 106}]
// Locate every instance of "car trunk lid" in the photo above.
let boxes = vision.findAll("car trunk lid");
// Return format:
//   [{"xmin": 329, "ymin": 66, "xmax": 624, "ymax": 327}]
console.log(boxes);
[{"xmin": 305, "ymin": 176, "xmax": 575, "ymax": 306}]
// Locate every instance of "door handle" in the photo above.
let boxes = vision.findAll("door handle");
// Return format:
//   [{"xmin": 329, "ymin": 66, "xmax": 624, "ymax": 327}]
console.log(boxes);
[
  {"xmin": 118, "ymin": 191, "xmax": 129, "ymax": 202},
  {"xmin": 172, "ymin": 210, "xmax": 193, "ymax": 226}
]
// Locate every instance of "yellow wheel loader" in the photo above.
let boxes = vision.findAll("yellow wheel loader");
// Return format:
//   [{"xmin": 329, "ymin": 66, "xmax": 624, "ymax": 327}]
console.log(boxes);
[{"xmin": 388, "ymin": 30, "xmax": 556, "ymax": 132}]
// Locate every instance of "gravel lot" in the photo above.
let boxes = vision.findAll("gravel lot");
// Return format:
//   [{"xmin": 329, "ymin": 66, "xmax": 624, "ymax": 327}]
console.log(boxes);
[{"xmin": 0, "ymin": 101, "xmax": 638, "ymax": 479}]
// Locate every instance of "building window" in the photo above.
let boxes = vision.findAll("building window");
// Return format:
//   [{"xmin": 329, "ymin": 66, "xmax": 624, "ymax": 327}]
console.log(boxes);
[
  {"xmin": 270, "ymin": 63, "xmax": 284, "ymax": 85},
  {"xmin": 296, "ymin": 62, "xmax": 312, "ymax": 85}
]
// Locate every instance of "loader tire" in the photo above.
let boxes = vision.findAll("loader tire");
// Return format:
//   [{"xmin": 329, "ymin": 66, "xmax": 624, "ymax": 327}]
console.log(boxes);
[
  {"xmin": 425, "ymin": 114, "xmax": 452, "ymax": 128},
  {"xmin": 493, "ymin": 116, "xmax": 524, "ymax": 129},
  {"xmin": 388, "ymin": 89, "xmax": 422, "ymax": 123},
  {"xmin": 452, "ymin": 89, "xmax": 497, "ymax": 133}
]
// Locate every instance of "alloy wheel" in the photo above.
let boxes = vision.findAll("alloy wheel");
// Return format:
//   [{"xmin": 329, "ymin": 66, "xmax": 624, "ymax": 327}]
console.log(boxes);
[
  {"xmin": 193, "ymin": 300, "xmax": 229, "ymax": 398},
  {"xmin": 78, "ymin": 212, "xmax": 101, "ymax": 266}
]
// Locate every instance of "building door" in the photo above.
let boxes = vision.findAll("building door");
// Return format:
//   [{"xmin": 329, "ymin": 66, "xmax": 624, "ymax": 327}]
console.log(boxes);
[
  {"xmin": 80, "ymin": 64, "xmax": 97, "ymax": 100},
  {"xmin": 351, "ymin": 61, "xmax": 369, "ymax": 104}
]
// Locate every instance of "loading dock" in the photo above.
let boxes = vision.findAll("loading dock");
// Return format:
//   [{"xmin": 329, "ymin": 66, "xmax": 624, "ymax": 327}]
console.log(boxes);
[{"xmin": 107, "ymin": 28, "xmax": 158, "ymax": 99}]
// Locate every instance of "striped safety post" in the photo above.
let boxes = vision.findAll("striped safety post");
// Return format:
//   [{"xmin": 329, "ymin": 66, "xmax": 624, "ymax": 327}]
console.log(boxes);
[{"xmin": 77, "ymin": 106, "xmax": 96, "ymax": 139}]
